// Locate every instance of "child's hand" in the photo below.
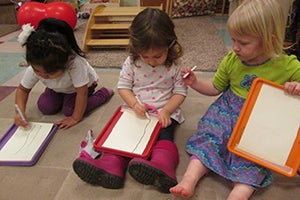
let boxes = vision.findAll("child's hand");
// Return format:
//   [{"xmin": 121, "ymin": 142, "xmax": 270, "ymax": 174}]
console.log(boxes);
[
  {"xmin": 132, "ymin": 102, "xmax": 148, "ymax": 118},
  {"xmin": 14, "ymin": 114, "xmax": 30, "ymax": 128},
  {"xmin": 158, "ymin": 109, "xmax": 172, "ymax": 128},
  {"xmin": 284, "ymin": 81, "xmax": 300, "ymax": 96},
  {"xmin": 181, "ymin": 67, "xmax": 197, "ymax": 86},
  {"xmin": 56, "ymin": 116, "xmax": 79, "ymax": 130}
]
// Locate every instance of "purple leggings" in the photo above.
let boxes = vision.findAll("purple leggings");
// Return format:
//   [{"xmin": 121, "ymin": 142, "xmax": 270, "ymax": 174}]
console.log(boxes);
[{"xmin": 37, "ymin": 84, "xmax": 110, "ymax": 116}]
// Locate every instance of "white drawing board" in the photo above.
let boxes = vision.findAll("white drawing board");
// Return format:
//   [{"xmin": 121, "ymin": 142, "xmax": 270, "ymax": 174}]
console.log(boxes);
[
  {"xmin": 0, "ymin": 122, "xmax": 57, "ymax": 165},
  {"xmin": 94, "ymin": 106, "xmax": 162, "ymax": 158},
  {"xmin": 228, "ymin": 78, "xmax": 300, "ymax": 177}
]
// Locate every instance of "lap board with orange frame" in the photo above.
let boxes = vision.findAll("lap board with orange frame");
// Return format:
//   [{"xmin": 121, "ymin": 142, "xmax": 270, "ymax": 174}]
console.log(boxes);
[{"xmin": 228, "ymin": 78, "xmax": 300, "ymax": 177}]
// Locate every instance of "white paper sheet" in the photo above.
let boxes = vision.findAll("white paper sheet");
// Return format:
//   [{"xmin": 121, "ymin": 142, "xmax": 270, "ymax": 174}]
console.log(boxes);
[
  {"xmin": 0, "ymin": 122, "xmax": 54, "ymax": 161},
  {"xmin": 102, "ymin": 109, "xmax": 159, "ymax": 154},
  {"xmin": 237, "ymin": 84, "xmax": 300, "ymax": 166}
]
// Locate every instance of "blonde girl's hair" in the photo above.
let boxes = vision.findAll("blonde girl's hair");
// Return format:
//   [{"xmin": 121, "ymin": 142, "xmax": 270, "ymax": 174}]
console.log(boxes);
[{"xmin": 227, "ymin": 0, "xmax": 285, "ymax": 58}]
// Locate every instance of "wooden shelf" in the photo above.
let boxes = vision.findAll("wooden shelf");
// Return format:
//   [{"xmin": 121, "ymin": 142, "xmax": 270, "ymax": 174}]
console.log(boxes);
[
  {"xmin": 83, "ymin": 5, "xmax": 162, "ymax": 51},
  {"xmin": 140, "ymin": 0, "xmax": 172, "ymax": 16},
  {"xmin": 86, "ymin": 38, "xmax": 129, "ymax": 46},
  {"xmin": 91, "ymin": 24, "xmax": 131, "ymax": 30}
]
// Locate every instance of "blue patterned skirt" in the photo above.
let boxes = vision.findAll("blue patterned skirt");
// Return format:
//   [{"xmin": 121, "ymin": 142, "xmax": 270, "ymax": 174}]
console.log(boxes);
[{"xmin": 186, "ymin": 89, "xmax": 272, "ymax": 188}]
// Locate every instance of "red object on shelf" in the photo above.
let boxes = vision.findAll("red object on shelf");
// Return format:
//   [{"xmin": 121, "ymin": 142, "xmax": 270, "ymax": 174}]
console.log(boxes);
[{"xmin": 17, "ymin": 2, "xmax": 77, "ymax": 29}]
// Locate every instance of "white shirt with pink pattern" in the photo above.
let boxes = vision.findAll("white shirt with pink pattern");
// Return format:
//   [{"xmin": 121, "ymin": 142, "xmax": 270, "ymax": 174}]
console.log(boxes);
[{"xmin": 118, "ymin": 56, "xmax": 188, "ymax": 123}]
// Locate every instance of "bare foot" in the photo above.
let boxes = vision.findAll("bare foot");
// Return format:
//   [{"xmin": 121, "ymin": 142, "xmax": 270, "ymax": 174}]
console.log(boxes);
[
  {"xmin": 170, "ymin": 159, "xmax": 209, "ymax": 198},
  {"xmin": 170, "ymin": 176, "xmax": 195, "ymax": 199}
]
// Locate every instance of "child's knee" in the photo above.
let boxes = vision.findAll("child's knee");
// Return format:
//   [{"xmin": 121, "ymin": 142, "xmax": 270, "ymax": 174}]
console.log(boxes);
[
  {"xmin": 38, "ymin": 88, "xmax": 63, "ymax": 114},
  {"xmin": 38, "ymin": 100, "xmax": 61, "ymax": 115}
]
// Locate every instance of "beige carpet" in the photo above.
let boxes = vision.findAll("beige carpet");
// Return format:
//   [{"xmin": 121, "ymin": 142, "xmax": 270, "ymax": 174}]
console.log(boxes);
[
  {"xmin": 0, "ymin": 24, "xmax": 20, "ymax": 38},
  {"xmin": 1, "ymin": 71, "xmax": 300, "ymax": 200},
  {"xmin": 74, "ymin": 16, "xmax": 228, "ymax": 71}
]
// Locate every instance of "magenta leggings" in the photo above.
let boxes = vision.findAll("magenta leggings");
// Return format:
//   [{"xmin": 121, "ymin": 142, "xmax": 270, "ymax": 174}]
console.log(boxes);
[{"xmin": 37, "ymin": 84, "xmax": 99, "ymax": 116}]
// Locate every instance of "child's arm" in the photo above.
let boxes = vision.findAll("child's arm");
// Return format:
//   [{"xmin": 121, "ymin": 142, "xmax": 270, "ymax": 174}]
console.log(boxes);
[
  {"xmin": 159, "ymin": 94, "xmax": 186, "ymax": 128},
  {"xmin": 190, "ymin": 79, "xmax": 221, "ymax": 96},
  {"xmin": 118, "ymin": 88, "xmax": 148, "ymax": 117},
  {"xmin": 14, "ymin": 84, "xmax": 31, "ymax": 128},
  {"xmin": 181, "ymin": 67, "xmax": 221, "ymax": 96},
  {"xmin": 57, "ymin": 85, "xmax": 88, "ymax": 129},
  {"xmin": 284, "ymin": 81, "xmax": 300, "ymax": 96}
]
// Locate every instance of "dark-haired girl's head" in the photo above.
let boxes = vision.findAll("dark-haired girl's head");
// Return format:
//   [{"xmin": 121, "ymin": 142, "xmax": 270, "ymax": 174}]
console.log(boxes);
[
  {"xmin": 37, "ymin": 18, "xmax": 85, "ymax": 57},
  {"xmin": 19, "ymin": 17, "xmax": 86, "ymax": 78},
  {"xmin": 26, "ymin": 30, "xmax": 71, "ymax": 77},
  {"xmin": 128, "ymin": 8, "xmax": 183, "ymax": 67}
]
